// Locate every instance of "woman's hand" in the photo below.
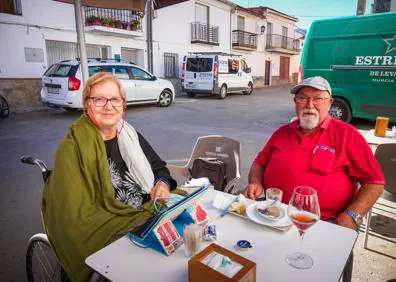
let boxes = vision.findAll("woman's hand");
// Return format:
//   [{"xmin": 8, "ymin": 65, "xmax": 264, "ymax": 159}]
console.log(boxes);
[{"xmin": 150, "ymin": 181, "xmax": 170, "ymax": 201}]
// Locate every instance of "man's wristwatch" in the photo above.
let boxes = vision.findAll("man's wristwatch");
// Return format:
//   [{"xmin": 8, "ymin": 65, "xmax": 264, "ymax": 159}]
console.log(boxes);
[{"xmin": 346, "ymin": 210, "xmax": 363, "ymax": 226}]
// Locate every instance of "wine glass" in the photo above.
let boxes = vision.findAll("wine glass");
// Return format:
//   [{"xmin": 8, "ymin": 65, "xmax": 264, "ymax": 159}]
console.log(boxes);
[{"xmin": 286, "ymin": 186, "xmax": 320, "ymax": 269}]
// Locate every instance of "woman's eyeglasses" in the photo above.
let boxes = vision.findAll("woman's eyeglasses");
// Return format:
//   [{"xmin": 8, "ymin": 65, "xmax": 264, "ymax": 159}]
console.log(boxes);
[
  {"xmin": 88, "ymin": 96, "xmax": 125, "ymax": 107},
  {"xmin": 294, "ymin": 95, "xmax": 330, "ymax": 105}
]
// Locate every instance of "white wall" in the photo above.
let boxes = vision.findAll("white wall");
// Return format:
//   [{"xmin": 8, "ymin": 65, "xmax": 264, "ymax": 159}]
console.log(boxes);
[
  {"xmin": 0, "ymin": 0, "xmax": 76, "ymax": 30},
  {"xmin": 0, "ymin": 0, "xmax": 148, "ymax": 78},
  {"xmin": 0, "ymin": 24, "xmax": 48, "ymax": 77},
  {"xmin": 0, "ymin": 0, "xmax": 75, "ymax": 77}
]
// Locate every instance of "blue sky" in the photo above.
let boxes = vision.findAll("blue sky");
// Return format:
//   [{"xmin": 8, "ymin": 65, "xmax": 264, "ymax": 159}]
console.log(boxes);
[{"xmin": 229, "ymin": 0, "xmax": 375, "ymax": 30}]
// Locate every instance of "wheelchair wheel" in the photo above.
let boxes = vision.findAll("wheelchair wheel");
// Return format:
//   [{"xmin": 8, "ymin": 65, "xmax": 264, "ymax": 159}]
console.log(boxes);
[
  {"xmin": 26, "ymin": 233, "xmax": 68, "ymax": 282},
  {"xmin": 0, "ymin": 95, "xmax": 9, "ymax": 118}
]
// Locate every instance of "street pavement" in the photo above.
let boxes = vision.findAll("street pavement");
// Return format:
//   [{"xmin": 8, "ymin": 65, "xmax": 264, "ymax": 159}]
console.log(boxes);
[{"xmin": 0, "ymin": 85, "xmax": 394, "ymax": 281}]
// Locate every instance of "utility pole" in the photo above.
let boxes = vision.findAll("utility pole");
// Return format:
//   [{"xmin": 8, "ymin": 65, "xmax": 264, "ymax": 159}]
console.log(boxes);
[
  {"xmin": 74, "ymin": 0, "xmax": 88, "ymax": 84},
  {"xmin": 356, "ymin": 0, "xmax": 366, "ymax": 15},
  {"xmin": 147, "ymin": 0, "xmax": 153, "ymax": 73}
]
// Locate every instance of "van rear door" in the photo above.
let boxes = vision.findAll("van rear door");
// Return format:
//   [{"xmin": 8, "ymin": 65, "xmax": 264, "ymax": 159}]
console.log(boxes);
[{"xmin": 184, "ymin": 57, "xmax": 214, "ymax": 92}]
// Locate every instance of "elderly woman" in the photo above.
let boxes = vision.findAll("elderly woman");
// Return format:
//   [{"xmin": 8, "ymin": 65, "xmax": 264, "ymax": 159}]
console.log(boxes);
[{"xmin": 42, "ymin": 72, "xmax": 177, "ymax": 281}]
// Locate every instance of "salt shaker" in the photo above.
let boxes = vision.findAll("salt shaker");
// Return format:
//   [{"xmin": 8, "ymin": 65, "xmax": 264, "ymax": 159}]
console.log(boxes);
[{"xmin": 392, "ymin": 126, "xmax": 396, "ymax": 139}]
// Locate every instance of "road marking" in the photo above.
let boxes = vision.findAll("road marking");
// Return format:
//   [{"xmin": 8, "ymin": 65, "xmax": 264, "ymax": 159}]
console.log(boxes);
[
  {"xmin": 174, "ymin": 99, "xmax": 197, "ymax": 103},
  {"xmin": 166, "ymin": 158, "xmax": 189, "ymax": 163}
]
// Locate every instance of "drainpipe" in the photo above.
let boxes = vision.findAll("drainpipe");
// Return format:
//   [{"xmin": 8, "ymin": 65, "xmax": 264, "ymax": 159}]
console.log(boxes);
[
  {"xmin": 229, "ymin": 8, "xmax": 232, "ymax": 53},
  {"xmin": 147, "ymin": 0, "xmax": 153, "ymax": 73}
]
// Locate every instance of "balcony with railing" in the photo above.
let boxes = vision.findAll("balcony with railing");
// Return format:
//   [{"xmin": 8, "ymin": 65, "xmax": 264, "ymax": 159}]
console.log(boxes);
[
  {"xmin": 83, "ymin": 6, "xmax": 143, "ymax": 37},
  {"xmin": 191, "ymin": 22, "xmax": 219, "ymax": 46},
  {"xmin": 266, "ymin": 34, "xmax": 301, "ymax": 54},
  {"xmin": 232, "ymin": 30, "xmax": 257, "ymax": 50}
]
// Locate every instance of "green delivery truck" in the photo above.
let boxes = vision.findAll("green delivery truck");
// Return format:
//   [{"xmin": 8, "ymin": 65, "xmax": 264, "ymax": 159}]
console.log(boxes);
[{"xmin": 300, "ymin": 12, "xmax": 396, "ymax": 123}]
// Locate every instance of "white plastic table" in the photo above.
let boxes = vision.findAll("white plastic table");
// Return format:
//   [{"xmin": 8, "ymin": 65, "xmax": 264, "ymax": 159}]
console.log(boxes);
[
  {"xmin": 85, "ymin": 190, "xmax": 357, "ymax": 282},
  {"xmin": 363, "ymin": 129, "xmax": 396, "ymax": 153},
  {"xmin": 364, "ymin": 129, "xmax": 396, "ymax": 145}
]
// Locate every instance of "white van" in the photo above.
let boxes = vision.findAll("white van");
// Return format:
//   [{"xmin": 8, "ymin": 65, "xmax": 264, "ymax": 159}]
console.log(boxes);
[{"xmin": 181, "ymin": 53, "xmax": 253, "ymax": 99}]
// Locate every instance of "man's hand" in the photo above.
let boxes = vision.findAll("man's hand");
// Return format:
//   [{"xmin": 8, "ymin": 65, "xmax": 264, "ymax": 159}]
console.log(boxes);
[
  {"xmin": 244, "ymin": 163, "xmax": 265, "ymax": 200},
  {"xmin": 336, "ymin": 212, "xmax": 358, "ymax": 231},
  {"xmin": 244, "ymin": 183, "xmax": 264, "ymax": 200},
  {"xmin": 150, "ymin": 181, "xmax": 170, "ymax": 201}
]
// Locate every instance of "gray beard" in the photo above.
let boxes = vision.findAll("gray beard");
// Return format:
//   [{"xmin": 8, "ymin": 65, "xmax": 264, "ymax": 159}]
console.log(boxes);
[{"xmin": 299, "ymin": 110, "xmax": 319, "ymax": 130}]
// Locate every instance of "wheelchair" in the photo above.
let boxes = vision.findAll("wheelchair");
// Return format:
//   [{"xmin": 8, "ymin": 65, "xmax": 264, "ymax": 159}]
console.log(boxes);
[
  {"xmin": 21, "ymin": 156, "xmax": 102, "ymax": 281},
  {"xmin": 21, "ymin": 156, "xmax": 68, "ymax": 281}
]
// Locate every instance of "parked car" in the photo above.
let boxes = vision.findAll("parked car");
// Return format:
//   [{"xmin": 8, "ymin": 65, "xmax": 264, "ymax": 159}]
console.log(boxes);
[
  {"xmin": 181, "ymin": 53, "xmax": 253, "ymax": 99},
  {"xmin": 300, "ymin": 12, "xmax": 396, "ymax": 123},
  {"xmin": 0, "ymin": 94, "xmax": 10, "ymax": 118},
  {"xmin": 41, "ymin": 59, "xmax": 175, "ymax": 111}
]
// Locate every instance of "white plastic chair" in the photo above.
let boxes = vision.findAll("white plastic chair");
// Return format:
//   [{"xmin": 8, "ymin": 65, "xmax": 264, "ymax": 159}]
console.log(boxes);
[
  {"xmin": 364, "ymin": 143, "xmax": 396, "ymax": 249},
  {"xmin": 167, "ymin": 135, "xmax": 241, "ymax": 194}
]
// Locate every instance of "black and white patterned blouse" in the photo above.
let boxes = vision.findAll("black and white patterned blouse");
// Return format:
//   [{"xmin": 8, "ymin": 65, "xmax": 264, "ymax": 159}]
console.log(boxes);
[{"xmin": 104, "ymin": 132, "xmax": 177, "ymax": 208}]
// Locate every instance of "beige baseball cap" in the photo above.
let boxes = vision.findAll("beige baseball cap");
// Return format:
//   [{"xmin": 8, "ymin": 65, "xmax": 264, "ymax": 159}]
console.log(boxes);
[{"xmin": 290, "ymin": 76, "xmax": 332, "ymax": 96}]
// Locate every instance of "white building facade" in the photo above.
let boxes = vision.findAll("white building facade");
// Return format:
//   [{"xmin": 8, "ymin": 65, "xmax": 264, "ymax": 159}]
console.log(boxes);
[
  {"xmin": 0, "ymin": 0, "xmax": 302, "ymax": 110},
  {"xmin": 152, "ymin": 0, "xmax": 233, "ymax": 88},
  {"xmin": 152, "ymin": 1, "xmax": 302, "ymax": 89},
  {"xmin": 0, "ymin": 0, "xmax": 148, "ymax": 110}
]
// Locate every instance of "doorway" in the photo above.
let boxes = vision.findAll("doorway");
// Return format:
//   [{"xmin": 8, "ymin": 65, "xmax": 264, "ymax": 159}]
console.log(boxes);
[
  {"xmin": 280, "ymin": 56, "xmax": 290, "ymax": 82},
  {"xmin": 265, "ymin": 60, "xmax": 271, "ymax": 85}
]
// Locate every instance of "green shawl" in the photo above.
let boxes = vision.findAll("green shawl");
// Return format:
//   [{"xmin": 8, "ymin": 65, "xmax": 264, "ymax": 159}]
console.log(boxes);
[{"xmin": 42, "ymin": 115, "xmax": 176, "ymax": 281}]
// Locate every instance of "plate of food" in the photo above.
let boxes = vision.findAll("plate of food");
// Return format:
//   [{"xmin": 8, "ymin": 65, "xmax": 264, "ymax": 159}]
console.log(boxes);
[
  {"xmin": 246, "ymin": 202, "xmax": 292, "ymax": 230},
  {"xmin": 255, "ymin": 202, "xmax": 285, "ymax": 221}
]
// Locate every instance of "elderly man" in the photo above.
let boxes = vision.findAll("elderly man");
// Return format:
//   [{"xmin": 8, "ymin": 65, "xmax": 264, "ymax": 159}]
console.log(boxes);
[{"xmin": 244, "ymin": 76, "xmax": 384, "ymax": 231}]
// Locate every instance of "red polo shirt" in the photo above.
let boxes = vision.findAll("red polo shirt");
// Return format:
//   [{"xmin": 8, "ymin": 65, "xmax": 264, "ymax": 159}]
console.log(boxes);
[{"xmin": 254, "ymin": 116, "xmax": 385, "ymax": 220}]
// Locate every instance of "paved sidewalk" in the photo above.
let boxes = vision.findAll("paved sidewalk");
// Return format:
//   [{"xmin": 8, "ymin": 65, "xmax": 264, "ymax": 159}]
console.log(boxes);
[{"xmin": 352, "ymin": 197, "xmax": 396, "ymax": 282}]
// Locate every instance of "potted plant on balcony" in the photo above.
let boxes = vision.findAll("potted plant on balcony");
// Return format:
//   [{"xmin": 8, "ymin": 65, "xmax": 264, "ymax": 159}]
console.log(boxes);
[
  {"xmin": 99, "ymin": 16, "xmax": 107, "ymax": 26},
  {"xmin": 122, "ymin": 21, "xmax": 129, "ymax": 30},
  {"xmin": 130, "ymin": 19, "xmax": 140, "ymax": 31},
  {"xmin": 100, "ymin": 16, "xmax": 113, "ymax": 27},
  {"xmin": 86, "ymin": 16, "xmax": 100, "ymax": 26},
  {"xmin": 114, "ymin": 20, "xmax": 123, "ymax": 29},
  {"xmin": 108, "ymin": 17, "xmax": 115, "ymax": 28}
]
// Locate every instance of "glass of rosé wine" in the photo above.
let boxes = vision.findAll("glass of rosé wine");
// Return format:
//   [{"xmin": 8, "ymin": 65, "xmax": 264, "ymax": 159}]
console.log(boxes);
[{"xmin": 286, "ymin": 186, "xmax": 320, "ymax": 269}]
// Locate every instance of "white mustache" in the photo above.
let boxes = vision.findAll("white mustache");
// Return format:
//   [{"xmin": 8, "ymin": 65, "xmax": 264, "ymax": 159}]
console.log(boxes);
[{"xmin": 302, "ymin": 109, "xmax": 318, "ymax": 115}]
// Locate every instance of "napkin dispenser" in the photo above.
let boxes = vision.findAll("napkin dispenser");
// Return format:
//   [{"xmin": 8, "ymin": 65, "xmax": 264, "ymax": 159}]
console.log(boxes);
[{"xmin": 188, "ymin": 243, "xmax": 256, "ymax": 282}]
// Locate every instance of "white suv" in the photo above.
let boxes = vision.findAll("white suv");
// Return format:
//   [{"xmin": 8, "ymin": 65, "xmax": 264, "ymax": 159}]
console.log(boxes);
[{"xmin": 41, "ymin": 59, "xmax": 175, "ymax": 111}]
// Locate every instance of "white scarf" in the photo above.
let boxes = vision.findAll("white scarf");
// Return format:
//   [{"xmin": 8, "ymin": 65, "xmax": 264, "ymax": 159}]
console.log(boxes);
[{"xmin": 117, "ymin": 121, "xmax": 154, "ymax": 194}]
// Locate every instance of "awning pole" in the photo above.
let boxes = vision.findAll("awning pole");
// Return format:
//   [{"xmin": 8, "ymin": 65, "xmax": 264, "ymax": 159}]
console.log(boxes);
[
  {"xmin": 74, "ymin": 0, "xmax": 89, "ymax": 83},
  {"xmin": 147, "ymin": 0, "xmax": 153, "ymax": 73}
]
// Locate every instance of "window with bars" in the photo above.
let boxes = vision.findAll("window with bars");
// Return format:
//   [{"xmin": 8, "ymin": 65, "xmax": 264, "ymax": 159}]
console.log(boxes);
[{"xmin": 164, "ymin": 53, "xmax": 179, "ymax": 78}]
